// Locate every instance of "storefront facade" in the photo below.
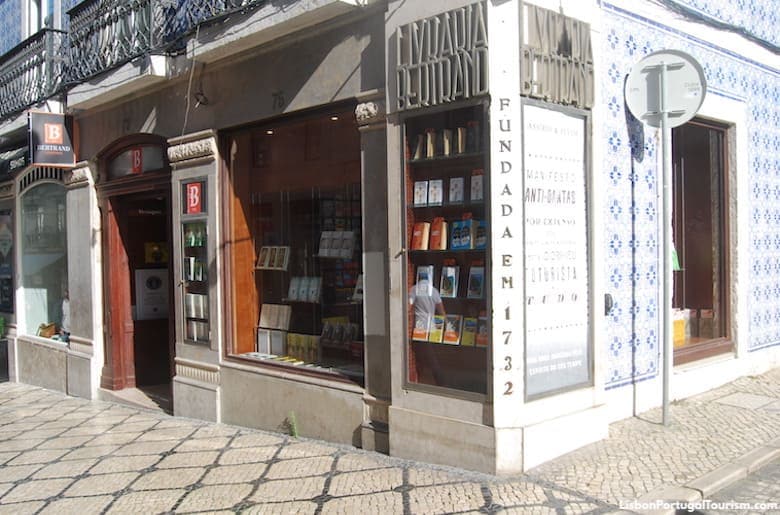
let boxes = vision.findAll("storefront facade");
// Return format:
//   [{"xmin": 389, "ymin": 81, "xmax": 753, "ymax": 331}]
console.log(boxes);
[{"xmin": 0, "ymin": 0, "xmax": 778, "ymax": 475}]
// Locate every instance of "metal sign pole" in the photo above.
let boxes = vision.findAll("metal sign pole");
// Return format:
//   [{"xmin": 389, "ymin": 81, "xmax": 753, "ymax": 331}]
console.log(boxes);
[
  {"xmin": 624, "ymin": 49, "xmax": 706, "ymax": 429},
  {"xmin": 659, "ymin": 62, "xmax": 673, "ymax": 427}
]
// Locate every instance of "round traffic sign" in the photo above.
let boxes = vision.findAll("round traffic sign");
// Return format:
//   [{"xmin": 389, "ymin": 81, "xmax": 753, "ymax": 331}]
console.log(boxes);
[{"xmin": 624, "ymin": 49, "xmax": 706, "ymax": 128}]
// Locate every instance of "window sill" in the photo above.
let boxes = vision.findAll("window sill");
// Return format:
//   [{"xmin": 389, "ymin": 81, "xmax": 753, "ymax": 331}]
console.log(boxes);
[
  {"xmin": 16, "ymin": 334, "xmax": 68, "ymax": 351},
  {"xmin": 223, "ymin": 354, "xmax": 365, "ymax": 394},
  {"xmin": 673, "ymin": 337, "xmax": 733, "ymax": 366}
]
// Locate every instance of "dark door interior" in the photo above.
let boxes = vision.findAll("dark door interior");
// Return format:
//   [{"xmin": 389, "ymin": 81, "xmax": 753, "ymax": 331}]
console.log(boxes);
[{"xmin": 117, "ymin": 193, "xmax": 173, "ymax": 387}]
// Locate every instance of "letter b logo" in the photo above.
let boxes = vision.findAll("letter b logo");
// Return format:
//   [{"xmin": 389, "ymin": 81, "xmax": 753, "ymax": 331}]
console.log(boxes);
[
  {"xmin": 186, "ymin": 182, "xmax": 202, "ymax": 214},
  {"xmin": 44, "ymin": 123, "xmax": 63, "ymax": 145}
]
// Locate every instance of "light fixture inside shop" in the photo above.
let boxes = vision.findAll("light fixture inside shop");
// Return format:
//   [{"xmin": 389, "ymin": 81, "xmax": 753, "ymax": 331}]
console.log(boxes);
[
  {"xmin": 330, "ymin": 116, "xmax": 339, "ymax": 121},
  {"xmin": 265, "ymin": 129, "xmax": 274, "ymax": 135}
]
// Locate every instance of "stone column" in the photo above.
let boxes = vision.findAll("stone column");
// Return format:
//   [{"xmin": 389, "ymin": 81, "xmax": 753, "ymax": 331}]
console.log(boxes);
[
  {"xmin": 355, "ymin": 96, "xmax": 391, "ymax": 453},
  {"xmin": 167, "ymin": 130, "xmax": 222, "ymax": 422},
  {"xmin": 63, "ymin": 162, "xmax": 102, "ymax": 398}
]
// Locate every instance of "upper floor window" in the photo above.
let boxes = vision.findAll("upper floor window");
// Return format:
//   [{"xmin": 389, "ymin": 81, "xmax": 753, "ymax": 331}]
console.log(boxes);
[{"xmin": 26, "ymin": 0, "xmax": 55, "ymax": 37}]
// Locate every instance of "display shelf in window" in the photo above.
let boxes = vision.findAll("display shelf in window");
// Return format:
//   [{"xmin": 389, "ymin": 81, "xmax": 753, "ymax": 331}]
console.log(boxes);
[
  {"xmin": 182, "ymin": 220, "xmax": 209, "ymax": 343},
  {"xmin": 403, "ymin": 102, "xmax": 489, "ymax": 395},
  {"xmin": 241, "ymin": 182, "xmax": 365, "ymax": 383}
]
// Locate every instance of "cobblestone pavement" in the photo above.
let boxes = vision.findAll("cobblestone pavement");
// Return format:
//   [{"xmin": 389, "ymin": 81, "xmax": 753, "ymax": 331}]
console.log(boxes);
[
  {"xmin": 708, "ymin": 457, "xmax": 780, "ymax": 514},
  {"xmin": 0, "ymin": 367, "xmax": 778, "ymax": 514},
  {"xmin": 0, "ymin": 383, "xmax": 621, "ymax": 514},
  {"xmin": 527, "ymin": 367, "xmax": 780, "ymax": 506}
]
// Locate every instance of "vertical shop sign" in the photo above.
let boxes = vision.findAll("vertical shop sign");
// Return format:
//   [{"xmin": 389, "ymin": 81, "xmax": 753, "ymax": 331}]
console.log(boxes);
[
  {"xmin": 523, "ymin": 103, "xmax": 590, "ymax": 398},
  {"xmin": 28, "ymin": 112, "xmax": 75, "ymax": 167},
  {"xmin": 488, "ymin": 0, "xmax": 524, "ymax": 432},
  {"xmin": 184, "ymin": 181, "xmax": 205, "ymax": 215}
]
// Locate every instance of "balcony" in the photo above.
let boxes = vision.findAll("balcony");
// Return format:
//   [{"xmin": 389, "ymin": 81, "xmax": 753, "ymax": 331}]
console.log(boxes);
[
  {"xmin": 67, "ymin": 0, "xmax": 267, "ymax": 85},
  {"xmin": 0, "ymin": 29, "xmax": 66, "ymax": 121}
]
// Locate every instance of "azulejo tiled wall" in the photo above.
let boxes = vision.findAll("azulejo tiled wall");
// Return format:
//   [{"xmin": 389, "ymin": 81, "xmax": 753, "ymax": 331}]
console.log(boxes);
[
  {"xmin": 0, "ymin": 0, "xmax": 78, "ymax": 56},
  {"xmin": 0, "ymin": 0, "xmax": 22, "ymax": 55},
  {"xmin": 602, "ymin": 2, "xmax": 780, "ymax": 390},
  {"xmin": 670, "ymin": 0, "xmax": 779, "ymax": 49}
]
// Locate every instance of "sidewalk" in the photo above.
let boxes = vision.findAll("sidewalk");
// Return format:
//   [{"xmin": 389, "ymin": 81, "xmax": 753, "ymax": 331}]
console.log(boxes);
[
  {"xmin": 528, "ymin": 366, "xmax": 780, "ymax": 511},
  {"xmin": 0, "ymin": 367, "xmax": 777, "ymax": 514}
]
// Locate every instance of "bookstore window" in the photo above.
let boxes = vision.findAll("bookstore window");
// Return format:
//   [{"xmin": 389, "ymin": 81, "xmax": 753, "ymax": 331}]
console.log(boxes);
[
  {"xmin": 671, "ymin": 119, "xmax": 732, "ymax": 364},
  {"xmin": 403, "ymin": 103, "xmax": 489, "ymax": 395},
  {"xmin": 226, "ymin": 107, "xmax": 365, "ymax": 384},
  {"xmin": 20, "ymin": 181, "xmax": 68, "ymax": 338}
]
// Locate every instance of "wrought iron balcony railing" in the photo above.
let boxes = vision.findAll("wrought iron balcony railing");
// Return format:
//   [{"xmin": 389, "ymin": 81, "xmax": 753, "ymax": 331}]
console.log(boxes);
[
  {"xmin": 68, "ymin": 0, "xmax": 158, "ymax": 83},
  {"xmin": 0, "ymin": 29, "xmax": 66, "ymax": 121},
  {"xmin": 68, "ymin": 0, "xmax": 265, "ymax": 84}
]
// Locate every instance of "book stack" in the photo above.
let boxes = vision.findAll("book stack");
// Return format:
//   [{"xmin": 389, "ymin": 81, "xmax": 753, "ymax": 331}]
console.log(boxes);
[
  {"xmin": 414, "ymin": 180, "xmax": 428, "ymax": 206},
  {"xmin": 410, "ymin": 120, "xmax": 480, "ymax": 159},
  {"xmin": 286, "ymin": 276, "xmax": 322, "ymax": 303},
  {"xmin": 286, "ymin": 333, "xmax": 320, "ymax": 363},
  {"xmin": 476, "ymin": 315, "xmax": 489, "ymax": 346},
  {"xmin": 258, "ymin": 304, "xmax": 292, "ymax": 331},
  {"xmin": 186, "ymin": 320, "xmax": 209, "ymax": 342},
  {"xmin": 448, "ymin": 177, "xmax": 464, "ymax": 204},
  {"xmin": 467, "ymin": 266, "xmax": 485, "ymax": 299},
  {"xmin": 429, "ymin": 217, "xmax": 448, "ymax": 250},
  {"xmin": 428, "ymin": 314, "xmax": 446, "ymax": 343},
  {"xmin": 185, "ymin": 293, "xmax": 209, "ymax": 320},
  {"xmin": 425, "ymin": 128, "xmax": 437, "ymax": 158},
  {"xmin": 442, "ymin": 314, "xmax": 463, "ymax": 345},
  {"xmin": 427, "ymin": 179, "xmax": 444, "ymax": 206},
  {"xmin": 321, "ymin": 317, "xmax": 361, "ymax": 349},
  {"xmin": 256, "ymin": 246, "xmax": 290, "ymax": 270},
  {"xmin": 319, "ymin": 231, "xmax": 356, "ymax": 258},
  {"xmin": 470, "ymin": 170, "xmax": 484, "ymax": 202},
  {"xmin": 412, "ymin": 312, "xmax": 431, "ymax": 341},
  {"xmin": 439, "ymin": 266, "xmax": 459, "ymax": 297},
  {"xmin": 461, "ymin": 317, "xmax": 478, "ymax": 346},
  {"xmin": 411, "ymin": 222, "xmax": 431, "ymax": 250},
  {"xmin": 257, "ymin": 304, "xmax": 293, "ymax": 356},
  {"xmin": 451, "ymin": 218, "xmax": 477, "ymax": 250}
]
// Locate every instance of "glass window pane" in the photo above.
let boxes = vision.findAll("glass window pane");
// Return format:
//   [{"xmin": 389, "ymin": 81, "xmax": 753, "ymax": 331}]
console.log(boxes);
[
  {"xmin": 108, "ymin": 146, "xmax": 165, "ymax": 179},
  {"xmin": 672, "ymin": 122, "xmax": 728, "ymax": 351},
  {"xmin": 21, "ymin": 183, "xmax": 68, "ymax": 335},
  {"xmin": 404, "ymin": 104, "xmax": 489, "ymax": 394},
  {"xmin": 183, "ymin": 220, "xmax": 209, "ymax": 343},
  {"xmin": 227, "ymin": 110, "xmax": 365, "ymax": 383}
]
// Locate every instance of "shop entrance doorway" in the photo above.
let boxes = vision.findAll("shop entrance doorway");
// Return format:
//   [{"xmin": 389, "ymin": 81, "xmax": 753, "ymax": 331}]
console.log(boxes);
[
  {"xmin": 97, "ymin": 137, "xmax": 174, "ymax": 412},
  {"xmin": 100, "ymin": 191, "xmax": 174, "ymax": 411}
]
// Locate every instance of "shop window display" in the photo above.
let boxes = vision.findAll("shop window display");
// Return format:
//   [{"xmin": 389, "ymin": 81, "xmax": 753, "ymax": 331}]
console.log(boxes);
[
  {"xmin": 403, "ymin": 103, "xmax": 489, "ymax": 394},
  {"xmin": 20, "ymin": 182, "xmax": 68, "ymax": 338},
  {"xmin": 226, "ymin": 108, "xmax": 364, "ymax": 383}
]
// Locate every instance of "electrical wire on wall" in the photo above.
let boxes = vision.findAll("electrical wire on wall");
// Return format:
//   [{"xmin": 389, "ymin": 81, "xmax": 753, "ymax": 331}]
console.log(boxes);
[
  {"xmin": 182, "ymin": 24, "xmax": 200, "ymax": 137},
  {"xmin": 652, "ymin": 0, "xmax": 779, "ymax": 54}
]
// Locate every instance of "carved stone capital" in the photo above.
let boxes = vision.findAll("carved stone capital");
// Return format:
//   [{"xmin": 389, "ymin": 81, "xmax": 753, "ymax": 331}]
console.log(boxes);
[
  {"xmin": 355, "ymin": 101, "xmax": 386, "ymax": 128},
  {"xmin": 168, "ymin": 131, "xmax": 217, "ymax": 165},
  {"xmin": 63, "ymin": 163, "xmax": 93, "ymax": 188},
  {"xmin": 0, "ymin": 181, "xmax": 14, "ymax": 200}
]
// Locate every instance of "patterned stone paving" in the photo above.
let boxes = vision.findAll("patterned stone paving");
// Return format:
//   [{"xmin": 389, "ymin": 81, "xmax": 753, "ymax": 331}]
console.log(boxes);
[
  {"xmin": 0, "ymin": 367, "xmax": 777, "ymax": 514},
  {"xmin": 0, "ymin": 383, "xmax": 615, "ymax": 514}
]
